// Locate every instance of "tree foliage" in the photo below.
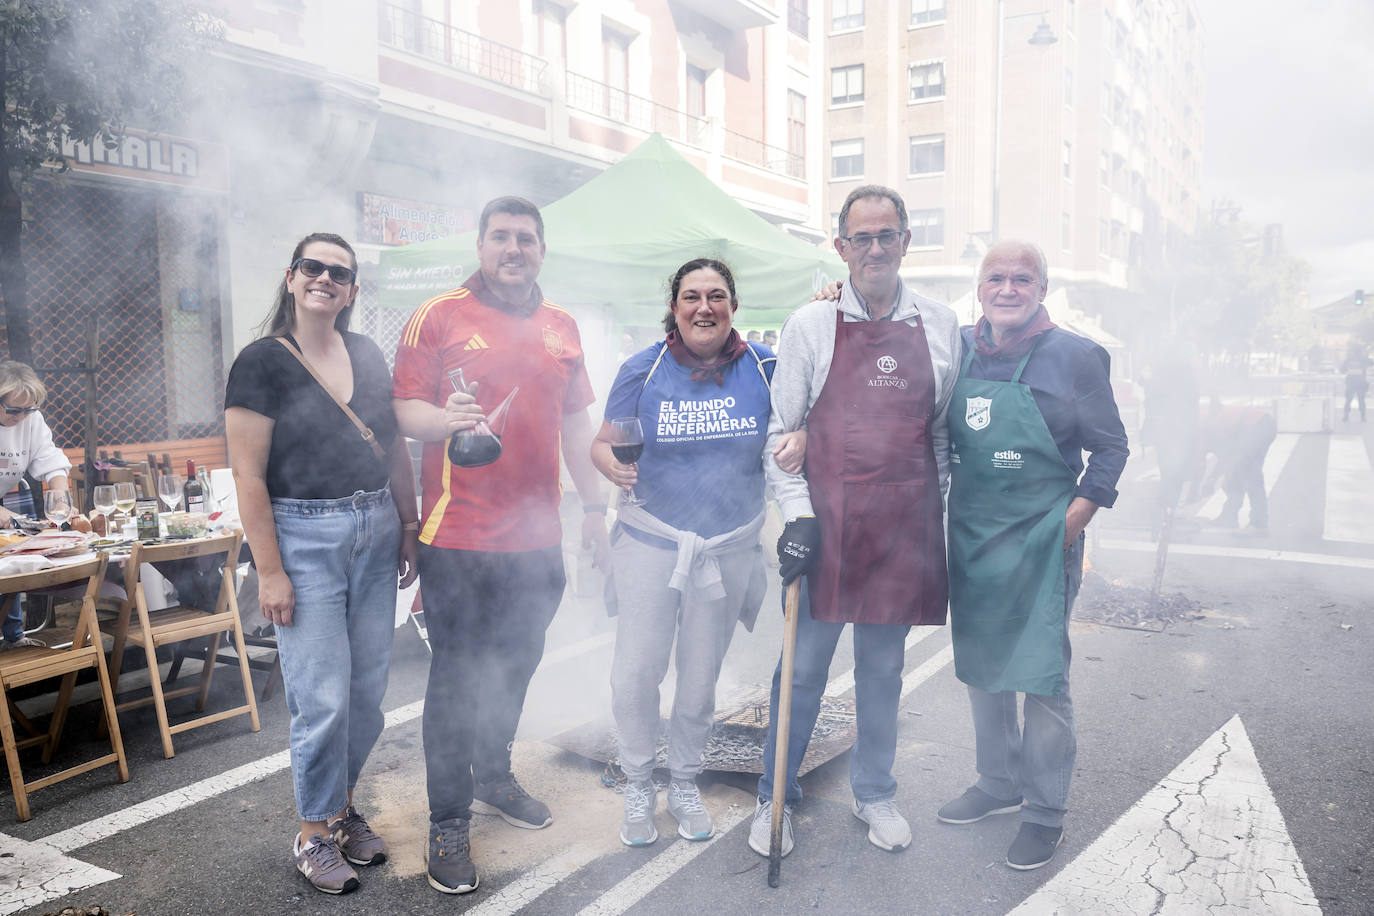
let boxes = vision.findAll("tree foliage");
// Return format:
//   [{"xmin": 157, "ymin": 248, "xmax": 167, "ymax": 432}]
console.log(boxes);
[{"xmin": 0, "ymin": 0, "xmax": 220, "ymax": 363}]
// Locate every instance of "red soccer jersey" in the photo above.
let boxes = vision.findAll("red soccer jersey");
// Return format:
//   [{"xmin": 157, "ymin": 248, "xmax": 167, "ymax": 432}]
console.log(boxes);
[{"xmin": 392, "ymin": 284, "xmax": 595, "ymax": 551}]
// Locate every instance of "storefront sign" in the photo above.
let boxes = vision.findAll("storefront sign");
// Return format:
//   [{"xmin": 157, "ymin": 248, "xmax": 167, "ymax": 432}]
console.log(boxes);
[
  {"xmin": 59, "ymin": 128, "xmax": 228, "ymax": 192},
  {"xmin": 359, "ymin": 192, "xmax": 471, "ymax": 245}
]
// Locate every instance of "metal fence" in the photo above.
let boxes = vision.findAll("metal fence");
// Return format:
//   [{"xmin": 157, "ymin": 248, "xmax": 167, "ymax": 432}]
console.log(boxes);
[
  {"xmin": 18, "ymin": 178, "xmax": 225, "ymax": 451},
  {"xmin": 722, "ymin": 128, "xmax": 805, "ymax": 180},
  {"xmin": 565, "ymin": 72, "xmax": 710, "ymax": 149},
  {"xmin": 377, "ymin": 3, "xmax": 547, "ymax": 95}
]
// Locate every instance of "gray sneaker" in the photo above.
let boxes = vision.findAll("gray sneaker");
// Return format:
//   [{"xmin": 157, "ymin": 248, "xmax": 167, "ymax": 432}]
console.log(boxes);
[
  {"xmin": 0, "ymin": 636, "xmax": 45, "ymax": 650},
  {"xmin": 427, "ymin": 817, "xmax": 478, "ymax": 894},
  {"xmin": 330, "ymin": 805, "xmax": 388, "ymax": 866},
  {"xmin": 747, "ymin": 796, "xmax": 793, "ymax": 858},
  {"xmin": 852, "ymin": 797, "xmax": 912, "ymax": 851},
  {"xmin": 293, "ymin": 832, "xmax": 359, "ymax": 895},
  {"xmin": 667, "ymin": 780, "xmax": 713, "ymax": 840},
  {"xmin": 619, "ymin": 780, "xmax": 658, "ymax": 847}
]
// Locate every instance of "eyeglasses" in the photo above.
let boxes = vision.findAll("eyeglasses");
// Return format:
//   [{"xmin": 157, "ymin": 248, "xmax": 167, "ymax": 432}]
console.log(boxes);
[
  {"xmin": 1, "ymin": 405, "xmax": 38, "ymax": 416},
  {"xmin": 840, "ymin": 230, "xmax": 906, "ymax": 252},
  {"xmin": 291, "ymin": 258, "xmax": 357, "ymax": 286}
]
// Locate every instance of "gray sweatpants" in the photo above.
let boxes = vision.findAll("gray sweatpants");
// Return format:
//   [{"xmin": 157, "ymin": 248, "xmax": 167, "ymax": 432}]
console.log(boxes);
[{"xmin": 609, "ymin": 530, "xmax": 762, "ymax": 781}]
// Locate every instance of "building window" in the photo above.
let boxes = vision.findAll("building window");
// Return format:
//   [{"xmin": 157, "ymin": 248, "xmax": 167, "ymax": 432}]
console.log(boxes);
[
  {"xmin": 1064, "ymin": 66, "xmax": 1074, "ymax": 106},
  {"xmin": 686, "ymin": 64, "xmax": 707, "ymax": 118},
  {"xmin": 831, "ymin": 139, "xmax": 864, "ymax": 179},
  {"xmin": 534, "ymin": 0, "xmax": 567, "ymax": 62},
  {"xmin": 909, "ymin": 134, "xmax": 945, "ymax": 175},
  {"xmin": 787, "ymin": 90, "xmax": 806, "ymax": 177},
  {"xmin": 911, "ymin": 0, "xmax": 946, "ymax": 26},
  {"xmin": 602, "ymin": 25, "xmax": 632, "ymax": 119},
  {"xmin": 1099, "ymin": 218, "xmax": 1109, "ymax": 254},
  {"xmin": 1100, "ymin": 82, "xmax": 1112, "ymax": 122},
  {"xmin": 1063, "ymin": 140, "xmax": 1072, "ymax": 178},
  {"xmin": 908, "ymin": 61, "xmax": 945, "ymax": 101},
  {"xmin": 831, "ymin": 64, "xmax": 864, "ymax": 104},
  {"xmin": 908, "ymin": 208, "xmax": 944, "ymax": 246},
  {"xmin": 1098, "ymin": 150, "xmax": 1109, "ymax": 186},
  {"xmin": 788, "ymin": 0, "xmax": 809, "ymax": 37},
  {"xmin": 1062, "ymin": 212, "xmax": 1072, "ymax": 249},
  {"xmin": 832, "ymin": 0, "xmax": 864, "ymax": 30}
]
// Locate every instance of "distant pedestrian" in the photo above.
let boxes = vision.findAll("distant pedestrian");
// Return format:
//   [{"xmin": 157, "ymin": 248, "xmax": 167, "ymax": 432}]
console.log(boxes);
[
  {"xmin": 746, "ymin": 329, "xmax": 762, "ymax": 343},
  {"xmin": 1342, "ymin": 350, "xmax": 1369, "ymax": 422},
  {"xmin": 1202, "ymin": 402, "xmax": 1277, "ymax": 531},
  {"xmin": 762, "ymin": 329, "xmax": 778, "ymax": 350}
]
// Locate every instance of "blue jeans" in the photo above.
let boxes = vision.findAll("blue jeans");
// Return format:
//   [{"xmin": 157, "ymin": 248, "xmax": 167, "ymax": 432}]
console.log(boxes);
[
  {"xmin": 758, "ymin": 579, "xmax": 910, "ymax": 805},
  {"xmin": 966, "ymin": 535, "xmax": 1085, "ymax": 829},
  {"xmin": 2, "ymin": 597, "xmax": 23, "ymax": 643},
  {"xmin": 272, "ymin": 488, "xmax": 400, "ymax": 823}
]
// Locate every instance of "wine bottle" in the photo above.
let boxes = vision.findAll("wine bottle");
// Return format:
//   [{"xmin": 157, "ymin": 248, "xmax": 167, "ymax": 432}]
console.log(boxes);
[{"xmin": 183, "ymin": 459, "xmax": 207, "ymax": 513}]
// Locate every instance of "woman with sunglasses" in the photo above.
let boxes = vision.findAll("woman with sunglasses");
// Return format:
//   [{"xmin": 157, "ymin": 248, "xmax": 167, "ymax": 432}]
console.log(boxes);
[
  {"xmin": 0, "ymin": 360, "xmax": 72, "ymax": 650},
  {"xmin": 225, "ymin": 233, "xmax": 420, "ymax": 895}
]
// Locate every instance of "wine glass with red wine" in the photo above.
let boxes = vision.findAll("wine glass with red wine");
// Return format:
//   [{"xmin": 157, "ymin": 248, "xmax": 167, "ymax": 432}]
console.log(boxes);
[{"xmin": 609, "ymin": 417, "xmax": 646, "ymax": 507}]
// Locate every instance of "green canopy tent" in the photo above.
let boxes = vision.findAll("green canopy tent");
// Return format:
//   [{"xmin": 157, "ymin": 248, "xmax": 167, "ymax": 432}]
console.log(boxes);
[{"xmin": 376, "ymin": 133, "xmax": 845, "ymax": 328}]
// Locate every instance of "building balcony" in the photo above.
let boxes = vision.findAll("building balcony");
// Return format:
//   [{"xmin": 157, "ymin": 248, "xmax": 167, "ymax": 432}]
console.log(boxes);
[
  {"xmin": 673, "ymin": 0, "xmax": 779, "ymax": 31},
  {"xmin": 722, "ymin": 127, "xmax": 805, "ymax": 180},
  {"xmin": 378, "ymin": 2, "xmax": 548, "ymax": 96},
  {"xmin": 565, "ymin": 72, "xmax": 710, "ymax": 149}
]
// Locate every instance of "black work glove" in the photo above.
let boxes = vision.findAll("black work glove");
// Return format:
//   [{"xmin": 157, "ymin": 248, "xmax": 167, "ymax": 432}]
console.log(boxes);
[{"xmin": 777, "ymin": 515, "xmax": 821, "ymax": 586}]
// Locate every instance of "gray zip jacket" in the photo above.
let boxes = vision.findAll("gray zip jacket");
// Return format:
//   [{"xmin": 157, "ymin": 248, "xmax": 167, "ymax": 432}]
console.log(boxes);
[{"xmin": 765, "ymin": 280, "xmax": 963, "ymax": 522}]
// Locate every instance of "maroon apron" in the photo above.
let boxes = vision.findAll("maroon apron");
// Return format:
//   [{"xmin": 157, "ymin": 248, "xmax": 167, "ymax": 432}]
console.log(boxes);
[{"xmin": 804, "ymin": 311, "xmax": 948, "ymax": 625}]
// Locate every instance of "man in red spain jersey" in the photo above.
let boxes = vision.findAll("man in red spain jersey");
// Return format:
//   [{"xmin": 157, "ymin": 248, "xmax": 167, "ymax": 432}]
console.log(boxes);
[{"xmin": 393, "ymin": 196, "xmax": 609, "ymax": 896}]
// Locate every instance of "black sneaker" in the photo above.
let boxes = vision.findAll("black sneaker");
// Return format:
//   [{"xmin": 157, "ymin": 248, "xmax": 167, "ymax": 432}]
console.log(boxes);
[
  {"xmin": 472, "ymin": 773, "xmax": 552, "ymax": 829},
  {"xmin": 427, "ymin": 817, "xmax": 479, "ymax": 894},
  {"xmin": 1006, "ymin": 822, "xmax": 1063, "ymax": 870},
  {"xmin": 936, "ymin": 786, "xmax": 1023, "ymax": 824}
]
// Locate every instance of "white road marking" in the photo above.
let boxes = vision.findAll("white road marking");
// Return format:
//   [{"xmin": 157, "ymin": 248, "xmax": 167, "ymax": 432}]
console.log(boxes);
[
  {"xmin": 463, "ymin": 842, "xmax": 601, "ymax": 916},
  {"xmin": 1196, "ymin": 432, "xmax": 1299, "ymax": 522},
  {"xmin": 577, "ymin": 805, "xmax": 751, "ymax": 916},
  {"xmin": 1012, "ymin": 715, "xmax": 1319, "ymax": 914},
  {"xmin": 900, "ymin": 644, "xmax": 955, "ymax": 698},
  {"xmin": 1098, "ymin": 537, "xmax": 1374, "ymax": 570},
  {"xmin": 0, "ymin": 832, "xmax": 121, "ymax": 916},
  {"xmin": 1324, "ymin": 435, "xmax": 1374, "ymax": 543},
  {"xmin": 825, "ymin": 627, "xmax": 936, "ymax": 696},
  {"xmin": 541, "ymin": 631, "xmax": 615, "ymax": 667}
]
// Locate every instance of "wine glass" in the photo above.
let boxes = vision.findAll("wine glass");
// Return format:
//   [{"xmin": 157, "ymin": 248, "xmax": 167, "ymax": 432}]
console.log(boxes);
[
  {"xmin": 93, "ymin": 485, "xmax": 116, "ymax": 534},
  {"xmin": 43, "ymin": 490, "xmax": 71, "ymax": 528},
  {"xmin": 608, "ymin": 417, "xmax": 646, "ymax": 508},
  {"xmin": 114, "ymin": 482, "xmax": 137, "ymax": 528},
  {"xmin": 158, "ymin": 473, "xmax": 184, "ymax": 513}
]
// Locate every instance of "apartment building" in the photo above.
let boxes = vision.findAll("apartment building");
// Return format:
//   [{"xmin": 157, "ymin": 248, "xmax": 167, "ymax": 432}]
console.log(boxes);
[
  {"xmin": 822, "ymin": 0, "xmax": 1204, "ymax": 317},
  {"xmin": 22, "ymin": 0, "xmax": 827, "ymax": 451}
]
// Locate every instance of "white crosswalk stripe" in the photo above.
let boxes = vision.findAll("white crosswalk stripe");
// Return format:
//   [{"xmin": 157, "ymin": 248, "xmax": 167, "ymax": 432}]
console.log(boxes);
[
  {"xmin": 1195, "ymin": 433, "xmax": 1299, "ymax": 523},
  {"xmin": 1324, "ymin": 435, "xmax": 1374, "ymax": 544}
]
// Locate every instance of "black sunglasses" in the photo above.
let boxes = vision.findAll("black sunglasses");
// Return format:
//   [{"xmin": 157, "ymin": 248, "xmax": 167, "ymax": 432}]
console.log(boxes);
[
  {"xmin": 2, "ymin": 405, "xmax": 39, "ymax": 416},
  {"xmin": 291, "ymin": 258, "xmax": 357, "ymax": 286}
]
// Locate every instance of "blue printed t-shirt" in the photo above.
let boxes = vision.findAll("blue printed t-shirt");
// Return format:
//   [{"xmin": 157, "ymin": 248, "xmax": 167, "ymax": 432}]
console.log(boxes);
[{"xmin": 604, "ymin": 341, "xmax": 775, "ymax": 538}]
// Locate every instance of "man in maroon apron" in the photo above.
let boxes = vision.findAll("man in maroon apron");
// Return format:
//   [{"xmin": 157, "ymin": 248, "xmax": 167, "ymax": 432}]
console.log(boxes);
[
  {"xmin": 747, "ymin": 186, "xmax": 962, "ymax": 859},
  {"xmin": 936, "ymin": 240, "xmax": 1128, "ymax": 871}
]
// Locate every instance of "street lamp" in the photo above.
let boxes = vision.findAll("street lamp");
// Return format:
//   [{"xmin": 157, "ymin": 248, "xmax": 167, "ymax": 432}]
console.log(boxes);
[{"xmin": 990, "ymin": 6, "xmax": 1058, "ymax": 241}]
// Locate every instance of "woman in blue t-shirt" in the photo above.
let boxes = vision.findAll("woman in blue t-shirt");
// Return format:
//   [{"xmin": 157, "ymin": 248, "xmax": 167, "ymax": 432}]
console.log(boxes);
[{"xmin": 591, "ymin": 258, "xmax": 804, "ymax": 848}]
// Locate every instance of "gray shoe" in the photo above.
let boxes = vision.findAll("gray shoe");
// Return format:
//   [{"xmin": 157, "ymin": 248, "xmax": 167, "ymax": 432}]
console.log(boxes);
[
  {"xmin": 293, "ymin": 832, "xmax": 359, "ymax": 895},
  {"xmin": 472, "ymin": 773, "xmax": 552, "ymax": 829},
  {"xmin": 853, "ymin": 797, "xmax": 911, "ymax": 851},
  {"xmin": 0, "ymin": 636, "xmax": 45, "ymax": 650},
  {"xmin": 331, "ymin": 805, "xmax": 388, "ymax": 866},
  {"xmin": 747, "ymin": 797, "xmax": 793, "ymax": 858},
  {"xmin": 667, "ymin": 780, "xmax": 713, "ymax": 840},
  {"xmin": 936, "ymin": 786, "xmax": 1023, "ymax": 824},
  {"xmin": 427, "ymin": 817, "xmax": 478, "ymax": 894},
  {"xmin": 619, "ymin": 780, "xmax": 658, "ymax": 847},
  {"xmin": 1007, "ymin": 822, "xmax": 1064, "ymax": 870}
]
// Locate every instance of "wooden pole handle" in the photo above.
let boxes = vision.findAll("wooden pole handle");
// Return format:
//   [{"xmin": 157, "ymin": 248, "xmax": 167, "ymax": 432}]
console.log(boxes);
[{"xmin": 768, "ymin": 577, "xmax": 803, "ymax": 887}]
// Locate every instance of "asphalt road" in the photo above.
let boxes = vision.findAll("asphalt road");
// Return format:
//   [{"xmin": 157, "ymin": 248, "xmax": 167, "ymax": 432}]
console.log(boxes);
[{"xmin": 5, "ymin": 420, "xmax": 1372, "ymax": 915}]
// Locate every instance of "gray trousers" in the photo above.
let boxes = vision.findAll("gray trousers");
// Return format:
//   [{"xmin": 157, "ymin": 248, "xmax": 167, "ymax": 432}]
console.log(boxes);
[
  {"xmin": 609, "ymin": 530, "xmax": 761, "ymax": 781},
  {"xmin": 967, "ymin": 535, "xmax": 1085, "ymax": 829}
]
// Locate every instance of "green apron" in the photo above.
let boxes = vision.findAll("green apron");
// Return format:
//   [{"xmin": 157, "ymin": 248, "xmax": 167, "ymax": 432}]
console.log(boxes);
[{"xmin": 947, "ymin": 342, "xmax": 1077, "ymax": 696}]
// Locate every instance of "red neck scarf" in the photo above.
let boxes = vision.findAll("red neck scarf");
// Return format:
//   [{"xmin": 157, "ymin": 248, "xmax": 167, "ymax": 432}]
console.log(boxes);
[
  {"xmin": 973, "ymin": 305, "xmax": 1057, "ymax": 359},
  {"xmin": 463, "ymin": 270, "xmax": 543, "ymax": 317},
  {"xmin": 664, "ymin": 328, "xmax": 749, "ymax": 386}
]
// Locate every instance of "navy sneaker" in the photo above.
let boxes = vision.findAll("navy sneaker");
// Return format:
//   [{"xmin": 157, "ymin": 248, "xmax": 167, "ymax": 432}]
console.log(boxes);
[
  {"xmin": 1006, "ymin": 822, "xmax": 1063, "ymax": 870},
  {"xmin": 427, "ymin": 817, "xmax": 478, "ymax": 894},
  {"xmin": 472, "ymin": 773, "xmax": 552, "ymax": 829}
]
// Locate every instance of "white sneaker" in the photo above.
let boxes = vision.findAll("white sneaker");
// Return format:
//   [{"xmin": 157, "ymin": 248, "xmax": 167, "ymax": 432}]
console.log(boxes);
[
  {"xmin": 666, "ymin": 780, "xmax": 714, "ymax": 840},
  {"xmin": 619, "ymin": 780, "xmax": 658, "ymax": 847},
  {"xmin": 747, "ymin": 797, "xmax": 793, "ymax": 858},
  {"xmin": 852, "ymin": 797, "xmax": 911, "ymax": 851}
]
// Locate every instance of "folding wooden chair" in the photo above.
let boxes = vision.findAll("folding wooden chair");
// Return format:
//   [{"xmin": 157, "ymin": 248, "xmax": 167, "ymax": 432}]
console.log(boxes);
[
  {"xmin": 0, "ymin": 554, "xmax": 129, "ymax": 821},
  {"xmin": 106, "ymin": 532, "xmax": 260, "ymax": 758}
]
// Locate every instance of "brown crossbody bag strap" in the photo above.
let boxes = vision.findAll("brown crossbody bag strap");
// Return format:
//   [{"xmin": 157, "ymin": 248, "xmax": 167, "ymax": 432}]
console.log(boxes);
[{"xmin": 275, "ymin": 336, "xmax": 388, "ymax": 465}]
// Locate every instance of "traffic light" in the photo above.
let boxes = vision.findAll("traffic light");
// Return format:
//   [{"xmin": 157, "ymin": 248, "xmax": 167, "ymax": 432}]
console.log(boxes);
[{"xmin": 1357, "ymin": 289, "xmax": 1366, "ymax": 307}]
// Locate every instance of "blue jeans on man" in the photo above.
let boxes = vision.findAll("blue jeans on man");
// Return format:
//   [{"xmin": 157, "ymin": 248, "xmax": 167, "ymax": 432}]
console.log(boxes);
[{"xmin": 757, "ymin": 578, "xmax": 910, "ymax": 805}]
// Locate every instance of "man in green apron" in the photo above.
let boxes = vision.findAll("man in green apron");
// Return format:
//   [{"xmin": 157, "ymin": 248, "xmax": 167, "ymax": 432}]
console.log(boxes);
[{"xmin": 937, "ymin": 240, "xmax": 1128, "ymax": 871}]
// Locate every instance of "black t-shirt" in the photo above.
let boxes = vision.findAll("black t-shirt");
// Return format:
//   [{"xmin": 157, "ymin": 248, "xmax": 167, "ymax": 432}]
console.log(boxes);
[{"xmin": 225, "ymin": 332, "xmax": 398, "ymax": 499}]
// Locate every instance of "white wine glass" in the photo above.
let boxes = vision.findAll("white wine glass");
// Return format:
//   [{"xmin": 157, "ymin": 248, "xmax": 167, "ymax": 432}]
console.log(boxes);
[
  {"xmin": 158, "ymin": 474, "xmax": 184, "ymax": 513},
  {"xmin": 43, "ymin": 490, "xmax": 71, "ymax": 527},
  {"xmin": 113, "ymin": 482, "xmax": 137, "ymax": 528},
  {"xmin": 93, "ymin": 485, "xmax": 116, "ymax": 534},
  {"xmin": 608, "ymin": 417, "xmax": 646, "ymax": 508}
]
